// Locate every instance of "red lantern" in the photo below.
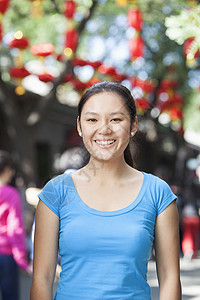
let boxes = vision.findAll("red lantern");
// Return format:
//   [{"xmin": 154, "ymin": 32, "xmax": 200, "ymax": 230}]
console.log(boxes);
[
  {"xmin": 72, "ymin": 79, "xmax": 87, "ymax": 90},
  {"xmin": 129, "ymin": 35, "xmax": 144, "ymax": 59},
  {"xmin": 86, "ymin": 78, "xmax": 101, "ymax": 87},
  {"xmin": 9, "ymin": 37, "xmax": 29, "ymax": 50},
  {"xmin": 169, "ymin": 106, "xmax": 183, "ymax": 121},
  {"xmin": 38, "ymin": 73, "xmax": 54, "ymax": 82},
  {"xmin": 72, "ymin": 58, "xmax": 87, "ymax": 66},
  {"xmin": 65, "ymin": 29, "xmax": 78, "ymax": 51},
  {"xmin": 113, "ymin": 73, "xmax": 127, "ymax": 82},
  {"xmin": 131, "ymin": 77, "xmax": 156, "ymax": 93},
  {"xmin": 9, "ymin": 67, "xmax": 30, "ymax": 78},
  {"xmin": 0, "ymin": 0, "xmax": 10, "ymax": 14},
  {"xmin": 64, "ymin": 0, "xmax": 76, "ymax": 19},
  {"xmin": 30, "ymin": 42, "xmax": 54, "ymax": 57},
  {"xmin": 183, "ymin": 37, "xmax": 199, "ymax": 59},
  {"xmin": 98, "ymin": 65, "xmax": 117, "ymax": 76},
  {"xmin": 127, "ymin": 8, "xmax": 143, "ymax": 31},
  {"xmin": 160, "ymin": 79, "xmax": 178, "ymax": 90},
  {"xmin": 88, "ymin": 61, "xmax": 102, "ymax": 69},
  {"xmin": 135, "ymin": 98, "xmax": 150, "ymax": 114}
]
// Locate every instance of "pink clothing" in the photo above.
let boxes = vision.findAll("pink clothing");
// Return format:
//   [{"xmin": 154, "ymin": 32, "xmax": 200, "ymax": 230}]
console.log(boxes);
[{"xmin": 0, "ymin": 184, "xmax": 28, "ymax": 270}]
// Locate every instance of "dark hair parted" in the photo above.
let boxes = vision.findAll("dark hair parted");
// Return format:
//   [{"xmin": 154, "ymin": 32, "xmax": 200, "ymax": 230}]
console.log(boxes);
[{"xmin": 78, "ymin": 81, "xmax": 137, "ymax": 168}]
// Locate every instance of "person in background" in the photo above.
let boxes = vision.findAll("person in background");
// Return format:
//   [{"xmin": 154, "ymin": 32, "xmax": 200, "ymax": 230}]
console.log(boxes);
[
  {"xmin": 31, "ymin": 81, "xmax": 181, "ymax": 300},
  {"xmin": 0, "ymin": 150, "xmax": 29, "ymax": 300}
]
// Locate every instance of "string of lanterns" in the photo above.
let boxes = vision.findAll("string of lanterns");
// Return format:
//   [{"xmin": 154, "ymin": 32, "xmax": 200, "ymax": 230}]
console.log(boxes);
[{"xmin": 0, "ymin": 0, "xmax": 187, "ymax": 133}]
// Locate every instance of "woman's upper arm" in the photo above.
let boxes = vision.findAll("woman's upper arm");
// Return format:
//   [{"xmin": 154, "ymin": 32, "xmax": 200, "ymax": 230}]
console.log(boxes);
[
  {"xmin": 154, "ymin": 200, "xmax": 180, "ymax": 284},
  {"xmin": 33, "ymin": 199, "xmax": 59, "ymax": 283}
]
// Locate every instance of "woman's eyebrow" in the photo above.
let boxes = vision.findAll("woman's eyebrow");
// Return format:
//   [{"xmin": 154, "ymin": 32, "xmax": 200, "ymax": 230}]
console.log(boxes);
[
  {"xmin": 83, "ymin": 111, "xmax": 125, "ymax": 116},
  {"xmin": 83, "ymin": 112, "xmax": 99, "ymax": 116},
  {"xmin": 110, "ymin": 111, "xmax": 125, "ymax": 116}
]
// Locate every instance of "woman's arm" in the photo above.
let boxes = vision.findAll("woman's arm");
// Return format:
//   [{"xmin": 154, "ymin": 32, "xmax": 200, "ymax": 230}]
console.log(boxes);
[
  {"xmin": 155, "ymin": 200, "xmax": 182, "ymax": 300},
  {"xmin": 30, "ymin": 200, "xmax": 59, "ymax": 300}
]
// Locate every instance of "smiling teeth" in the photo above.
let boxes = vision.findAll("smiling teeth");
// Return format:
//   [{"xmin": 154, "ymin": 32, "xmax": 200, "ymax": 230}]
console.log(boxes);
[{"xmin": 95, "ymin": 140, "xmax": 115, "ymax": 145}]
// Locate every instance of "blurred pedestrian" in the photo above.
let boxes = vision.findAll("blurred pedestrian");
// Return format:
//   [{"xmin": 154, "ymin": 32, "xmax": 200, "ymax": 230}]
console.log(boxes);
[
  {"xmin": 0, "ymin": 150, "xmax": 29, "ymax": 300},
  {"xmin": 182, "ymin": 197, "xmax": 200, "ymax": 259},
  {"xmin": 31, "ymin": 81, "xmax": 181, "ymax": 300}
]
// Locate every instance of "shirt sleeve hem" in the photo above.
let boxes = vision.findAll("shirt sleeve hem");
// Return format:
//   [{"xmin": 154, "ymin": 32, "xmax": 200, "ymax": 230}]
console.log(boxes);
[
  {"xmin": 156, "ymin": 195, "xmax": 177, "ymax": 216},
  {"xmin": 38, "ymin": 194, "xmax": 59, "ymax": 216}
]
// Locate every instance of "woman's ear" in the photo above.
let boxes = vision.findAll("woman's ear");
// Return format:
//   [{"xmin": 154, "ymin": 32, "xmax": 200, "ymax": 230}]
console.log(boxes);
[
  {"xmin": 130, "ymin": 116, "xmax": 138, "ymax": 137},
  {"xmin": 77, "ymin": 116, "xmax": 82, "ymax": 137}
]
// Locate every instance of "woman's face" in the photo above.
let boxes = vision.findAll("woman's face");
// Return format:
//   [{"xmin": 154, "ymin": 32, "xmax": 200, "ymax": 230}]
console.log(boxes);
[{"xmin": 77, "ymin": 92, "xmax": 137, "ymax": 163}]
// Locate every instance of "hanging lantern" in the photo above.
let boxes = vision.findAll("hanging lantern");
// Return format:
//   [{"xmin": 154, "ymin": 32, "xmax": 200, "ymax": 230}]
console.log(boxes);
[
  {"xmin": 64, "ymin": 28, "xmax": 78, "ymax": 51},
  {"xmin": 130, "ymin": 77, "xmax": 156, "ymax": 93},
  {"xmin": 71, "ymin": 79, "xmax": 87, "ymax": 90},
  {"xmin": 10, "ymin": 66, "xmax": 30, "ymax": 78},
  {"xmin": 135, "ymin": 98, "xmax": 150, "ymax": 114},
  {"xmin": 86, "ymin": 78, "xmax": 101, "ymax": 88},
  {"xmin": 98, "ymin": 65, "xmax": 117, "ymax": 76},
  {"xmin": 30, "ymin": 0, "xmax": 43, "ymax": 18},
  {"xmin": 9, "ymin": 66, "xmax": 30, "ymax": 95},
  {"xmin": 9, "ymin": 36, "xmax": 29, "ymax": 50},
  {"xmin": 88, "ymin": 61, "xmax": 102, "ymax": 69},
  {"xmin": 38, "ymin": 73, "xmax": 54, "ymax": 83},
  {"xmin": 30, "ymin": 42, "xmax": 54, "ymax": 57},
  {"xmin": 72, "ymin": 57, "xmax": 87, "ymax": 66},
  {"xmin": 183, "ymin": 37, "xmax": 199, "ymax": 58},
  {"xmin": 0, "ymin": 0, "xmax": 10, "ymax": 15},
  {"xmin": 113, "ymin": 73, "xmax": 127, "ymax": 82},
  {"xmin": 127, "ymin": 8, "xmax": 143, "ymax": 31},
  {"xmin": 9, "ymin": 32, "xmax": 29, "ymax": 68},
  {"xmin": 129, "ymin": 35, "xmax": 144, "ymax": 59},
  {"xmin": 169, "ymin": 106, "xmax": 183, "ymax": 121},
  {"xmin": 64, "ymin": 0, "xmax": 76, "ymax": 19}
]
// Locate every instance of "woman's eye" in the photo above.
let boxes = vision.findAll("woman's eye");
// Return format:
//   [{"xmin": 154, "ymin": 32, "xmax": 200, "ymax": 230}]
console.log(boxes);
[
  {"xmin": 87, "ymin": 118, "xmax": 97, "ymax": 122},
  {"xmin": 111, "ymin": 118, "xmax": 122, "ymax": 122}
]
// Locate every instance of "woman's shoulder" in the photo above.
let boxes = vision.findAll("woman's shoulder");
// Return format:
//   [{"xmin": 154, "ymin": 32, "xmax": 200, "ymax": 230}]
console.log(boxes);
[{"xmin": 44, "ymin": 172, "xmax": 72, "ymax": 186}]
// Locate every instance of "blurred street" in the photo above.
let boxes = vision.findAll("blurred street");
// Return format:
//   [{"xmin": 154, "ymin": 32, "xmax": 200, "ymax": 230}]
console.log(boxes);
[
  {"xmin": 0, "ymin": 256, "xmax": 199, "ymax": 300},
  {"xmin": 148, "ymin": 256, "xmax": 200, "ymax": 300}
]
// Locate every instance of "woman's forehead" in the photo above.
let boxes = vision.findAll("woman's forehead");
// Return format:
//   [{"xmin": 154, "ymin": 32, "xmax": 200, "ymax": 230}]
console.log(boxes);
[{"xmin": 82, "ymin": 92, "xmax": 127, "ymax": 113}]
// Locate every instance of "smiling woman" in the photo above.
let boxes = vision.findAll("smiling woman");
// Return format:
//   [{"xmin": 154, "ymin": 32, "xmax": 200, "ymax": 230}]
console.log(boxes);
[
  {"xmin": 77, "ymin": 91, "xmax": 137, "ymax": 164},
  {"xmin": 31, "ymin": 81, "xmax": 182, "ymax": 300},
  {"xmin": 77, "ymin": 81, "xmax": 137, "ymax": 167}
]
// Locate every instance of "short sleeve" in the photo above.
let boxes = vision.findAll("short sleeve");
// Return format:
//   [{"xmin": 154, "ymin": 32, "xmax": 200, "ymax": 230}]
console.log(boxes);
[
  {"xmin": 155, "ymin": 177, "xmax": 177, "ymax": 216},
  {"xmin": 38, "ymin": 175, "xmax": 62, "ymax": 216}
]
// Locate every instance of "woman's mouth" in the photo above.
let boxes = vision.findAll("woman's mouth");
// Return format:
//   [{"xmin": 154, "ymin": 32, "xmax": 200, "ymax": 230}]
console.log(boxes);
[{"xmin": 94, "ymin": 139, "xmax": 116, "ymax": 147}]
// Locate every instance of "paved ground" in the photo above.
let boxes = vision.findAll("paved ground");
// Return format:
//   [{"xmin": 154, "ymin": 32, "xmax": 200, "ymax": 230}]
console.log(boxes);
[{"xmin": 1, "ymin": 257, "xmax": 200, "ymax": 299}]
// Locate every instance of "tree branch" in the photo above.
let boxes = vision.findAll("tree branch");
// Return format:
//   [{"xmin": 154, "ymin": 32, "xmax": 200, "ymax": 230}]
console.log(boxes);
[
  {"xmin": 26, "ymin": 0, "xmax": 98, "ymax": 126},
  {"xmin": 50, "ymin": 0, "xmax": 60, "ymax": 14}
]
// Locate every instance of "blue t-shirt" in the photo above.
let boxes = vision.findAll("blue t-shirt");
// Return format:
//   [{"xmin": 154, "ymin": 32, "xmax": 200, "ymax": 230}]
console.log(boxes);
[{"xmin": 38, "ymin": 172, "xmax": 177, "ymax": 300}]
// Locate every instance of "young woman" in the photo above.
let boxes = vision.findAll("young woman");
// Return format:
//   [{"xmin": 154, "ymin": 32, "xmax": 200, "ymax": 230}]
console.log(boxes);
[{"xmin": 31, "ymin": 81, "xmax": 181, "ymax": 300}]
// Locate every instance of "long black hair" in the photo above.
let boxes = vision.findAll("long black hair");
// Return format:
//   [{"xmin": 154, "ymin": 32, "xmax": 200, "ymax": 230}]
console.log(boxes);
[{"xmin": 78, "ymin": 81, "xmax": 137, "ymax": 168}]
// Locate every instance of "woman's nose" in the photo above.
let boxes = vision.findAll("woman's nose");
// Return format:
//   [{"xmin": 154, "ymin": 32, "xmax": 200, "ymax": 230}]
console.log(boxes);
[{"xmin": 98, "ymin": 121, "xmax": 112, "ymax": 135}]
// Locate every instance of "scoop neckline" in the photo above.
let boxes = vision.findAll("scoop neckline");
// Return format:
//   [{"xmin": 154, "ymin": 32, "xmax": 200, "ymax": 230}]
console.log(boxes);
[{"xmin": 69, "ymin": 171, "xmax": 148, "ymax": 216}]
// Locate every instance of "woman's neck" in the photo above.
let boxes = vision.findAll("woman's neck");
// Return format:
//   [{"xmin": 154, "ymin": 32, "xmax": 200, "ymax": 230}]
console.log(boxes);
[{"xmin": 82, "ymin": 156, "xmax": 133, "ymax": 183}]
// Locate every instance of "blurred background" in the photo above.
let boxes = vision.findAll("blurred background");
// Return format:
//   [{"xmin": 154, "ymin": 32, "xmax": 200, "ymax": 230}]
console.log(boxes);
[{"xmin": 0, "ymin": 0, "xmax": 200, "ymax": 299}]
